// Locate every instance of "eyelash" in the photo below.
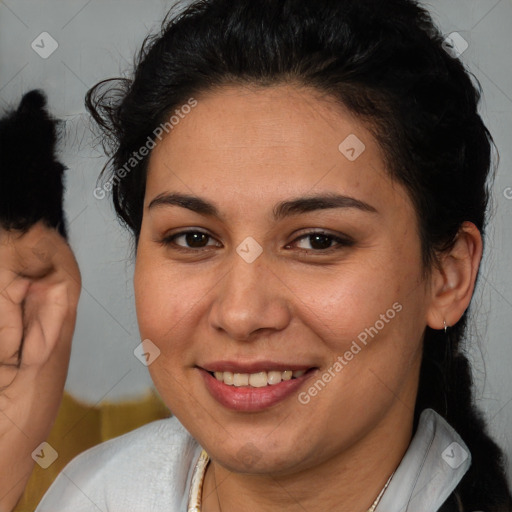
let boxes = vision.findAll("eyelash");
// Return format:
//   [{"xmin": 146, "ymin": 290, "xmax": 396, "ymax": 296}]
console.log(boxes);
[{"xmin": 158, "ymin": 229, "xmax": 354, "ymax": 255}]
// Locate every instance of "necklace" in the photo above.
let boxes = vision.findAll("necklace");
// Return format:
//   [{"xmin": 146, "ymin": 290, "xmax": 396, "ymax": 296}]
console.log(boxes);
[
  {"xmin": 187, "ymin": 449, "xmax": 394, "ymax": 512},
  {"xmin": 188, "ymin": 449, "xmax": 210, "ymax": 512}
]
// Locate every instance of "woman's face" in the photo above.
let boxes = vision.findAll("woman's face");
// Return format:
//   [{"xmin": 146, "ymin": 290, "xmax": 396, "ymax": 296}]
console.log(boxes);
[{"xmin": 134, "ymin": 84, "xmax": 433, "ymax": 475}]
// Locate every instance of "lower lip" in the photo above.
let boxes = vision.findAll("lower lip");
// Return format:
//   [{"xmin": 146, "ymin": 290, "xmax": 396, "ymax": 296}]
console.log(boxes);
[{"xmin": 199, "ymin": 369, "xmax": 315, "ymax": 412}]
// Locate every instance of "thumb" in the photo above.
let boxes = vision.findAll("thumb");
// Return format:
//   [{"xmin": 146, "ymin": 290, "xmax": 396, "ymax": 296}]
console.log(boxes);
[{"xmin": 20, "ymin": 280, "xmax": 72, "ymax": 369}]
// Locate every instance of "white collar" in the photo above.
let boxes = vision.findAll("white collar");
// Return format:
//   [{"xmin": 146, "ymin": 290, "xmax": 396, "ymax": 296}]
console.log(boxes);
[
  {"xmin": 375, "ymin": 408, "xmax": 470, "ymax": 511},
  {"xmin": 185, "ymin": 408, "xmax": 470, "ymax": 512}
]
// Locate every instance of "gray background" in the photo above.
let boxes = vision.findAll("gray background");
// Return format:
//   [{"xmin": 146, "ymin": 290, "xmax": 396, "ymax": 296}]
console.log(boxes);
[{"xmin": 1, "ymin": 0, "xmax": 511, "ymax": 479}]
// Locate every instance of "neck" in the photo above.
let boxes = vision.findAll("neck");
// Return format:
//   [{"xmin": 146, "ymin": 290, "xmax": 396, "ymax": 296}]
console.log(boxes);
[{"xmin": 201, "ymin": 399, "xmax": 415, "ymax": 512}]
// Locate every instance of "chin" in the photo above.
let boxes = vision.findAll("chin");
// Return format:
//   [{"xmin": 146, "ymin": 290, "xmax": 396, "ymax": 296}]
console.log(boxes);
[{"xmin": 206, "ymin": 433, "xmax": 313, "ymax": 475}]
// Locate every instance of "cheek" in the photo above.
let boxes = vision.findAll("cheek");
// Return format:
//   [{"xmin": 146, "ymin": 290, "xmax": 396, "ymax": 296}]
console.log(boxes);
[
  {"xmin": 289, "ymin": 264, "xmax": 411, "ymax": 343},
  {"xmin": 133, "ymin": 252, "xmax": 213, "ymax": 355},
  {"xmin": 288, "ymin": 244, "xmax": 426, "ymax": 377},
  {"xmin": 134, "ymin": 256, "xmax": 183, "ymax": 343}
]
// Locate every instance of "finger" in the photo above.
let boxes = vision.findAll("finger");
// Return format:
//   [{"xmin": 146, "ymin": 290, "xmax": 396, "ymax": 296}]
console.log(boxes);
[
  {"xmin": 0, "ymin": 275, "xmax": 30, "ymax": 389},
  {"xmin": 20, "ymin": 280, "xmax": 71, "ymax": 369},
  {"xmin": 0, "ymin": 228, "xmax": 54, "ymax": 279},
  {"xmin": 0, "ymin": 223, "xmax": 74, "ymax": 278}
]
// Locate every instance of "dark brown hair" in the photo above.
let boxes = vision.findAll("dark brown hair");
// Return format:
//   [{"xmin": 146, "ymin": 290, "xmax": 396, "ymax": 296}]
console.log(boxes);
[{"xmin": 86, "ymin": 0, "xmax": 512, "ymax": 508}]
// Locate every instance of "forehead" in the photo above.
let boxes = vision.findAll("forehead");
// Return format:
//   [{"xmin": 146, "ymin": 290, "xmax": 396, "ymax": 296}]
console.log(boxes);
[{"xmin": 145, "ymin": 84, "xmax": 410, "ymax": 218}]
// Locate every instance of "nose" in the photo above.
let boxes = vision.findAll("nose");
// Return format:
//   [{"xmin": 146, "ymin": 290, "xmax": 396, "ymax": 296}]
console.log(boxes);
[{"xmin": 208, "ymin": 252, "xmax": 291, "ymax": 341}]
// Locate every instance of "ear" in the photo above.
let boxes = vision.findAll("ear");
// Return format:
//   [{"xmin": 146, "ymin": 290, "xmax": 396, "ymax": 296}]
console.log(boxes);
[{"xmin": 426, "ymin": 221, "xmax": 483, "ymax": 330}]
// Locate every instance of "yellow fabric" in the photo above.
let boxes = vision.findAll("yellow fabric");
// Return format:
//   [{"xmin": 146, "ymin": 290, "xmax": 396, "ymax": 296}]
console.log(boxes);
[{"xmin": 14, "ymin": 390, "xmax": 171, "ymax": 512}]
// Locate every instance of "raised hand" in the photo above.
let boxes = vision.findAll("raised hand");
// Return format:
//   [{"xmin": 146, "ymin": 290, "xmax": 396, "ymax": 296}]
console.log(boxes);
[{"xmin": 0, "ymin": 223, "xmax": 80, "ymax": 512}]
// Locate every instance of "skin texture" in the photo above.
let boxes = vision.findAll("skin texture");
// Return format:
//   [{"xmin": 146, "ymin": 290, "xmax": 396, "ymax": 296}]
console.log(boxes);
[
  {"xmin": 134, "ymin": 84, "xmax": 482, "ymax": 511},
  {"xmin": 0, "ymin": 222, "xmax": 81, "ymax": 512}
]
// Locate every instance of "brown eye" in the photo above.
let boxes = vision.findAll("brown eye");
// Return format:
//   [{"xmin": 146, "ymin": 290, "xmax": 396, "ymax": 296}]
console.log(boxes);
[
  {"xmin": 305, "ymin": 234, "xmax": 335, "ymax": 250},
  {"xmin": 290, "ymin": 231, "xmax": 353, "ymax": 252},
  {"xmin": 182, "ymin": 232, "xmax": 209, "ymax": 248},
  {"xmin": 161, "ymin": 230, "xmax": 221, "ymax": 249}
]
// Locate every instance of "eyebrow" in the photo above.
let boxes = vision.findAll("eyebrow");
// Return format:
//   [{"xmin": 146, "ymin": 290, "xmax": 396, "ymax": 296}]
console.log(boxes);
[{"xmin": 147, "ymin": 192, "xmax": 378, "ymax": 219}]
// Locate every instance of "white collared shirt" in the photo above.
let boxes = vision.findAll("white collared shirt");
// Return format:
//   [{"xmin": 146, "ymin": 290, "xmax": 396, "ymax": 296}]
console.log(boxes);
[{"xmin": 36, "ymin": 408, "xmax": 470, "ymax": 511}]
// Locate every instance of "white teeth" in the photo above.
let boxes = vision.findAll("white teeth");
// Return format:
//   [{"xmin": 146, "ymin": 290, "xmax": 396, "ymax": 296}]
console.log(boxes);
[
  {"xmin": 267, "ymin": 371, "xmax": 282, "ymax": 385},
  {"xmin": 233, "ymin": 373, "xmax": 249, "ymax": 387},
  {"xmin": 249, "ymin": 372, "xmax": 268, "ymax": 388},
  {"xmin": 212, "ymin": 369, "xmax": 307, "ymax": 387}
]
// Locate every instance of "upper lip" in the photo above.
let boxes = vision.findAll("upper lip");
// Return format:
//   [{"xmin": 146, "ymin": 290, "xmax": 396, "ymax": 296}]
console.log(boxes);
[{"xmin": 199, "ymin": 361, "xmax": 314, "ymax": 373}]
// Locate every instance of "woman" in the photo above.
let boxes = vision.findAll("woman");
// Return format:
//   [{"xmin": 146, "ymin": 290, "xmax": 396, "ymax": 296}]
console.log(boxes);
[{"xmin": 3, "ymin": 0, "xmax": 512, "ymax": 510}]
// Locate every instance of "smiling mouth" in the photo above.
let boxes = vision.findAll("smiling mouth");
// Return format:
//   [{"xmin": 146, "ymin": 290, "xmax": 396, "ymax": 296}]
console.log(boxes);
[
  {"xmin": 209, "ymin": 369, "xmax": 314, "ymax": 388},
  {"xmin": 200, "ymin": 366, "xmax": 318, "ymax": 411}
]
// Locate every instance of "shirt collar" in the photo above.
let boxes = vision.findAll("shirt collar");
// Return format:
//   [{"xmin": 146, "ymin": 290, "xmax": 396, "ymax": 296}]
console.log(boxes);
[{"xmin": 375, "ymin": 408, "xmax": 470, "ymax": 512}]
